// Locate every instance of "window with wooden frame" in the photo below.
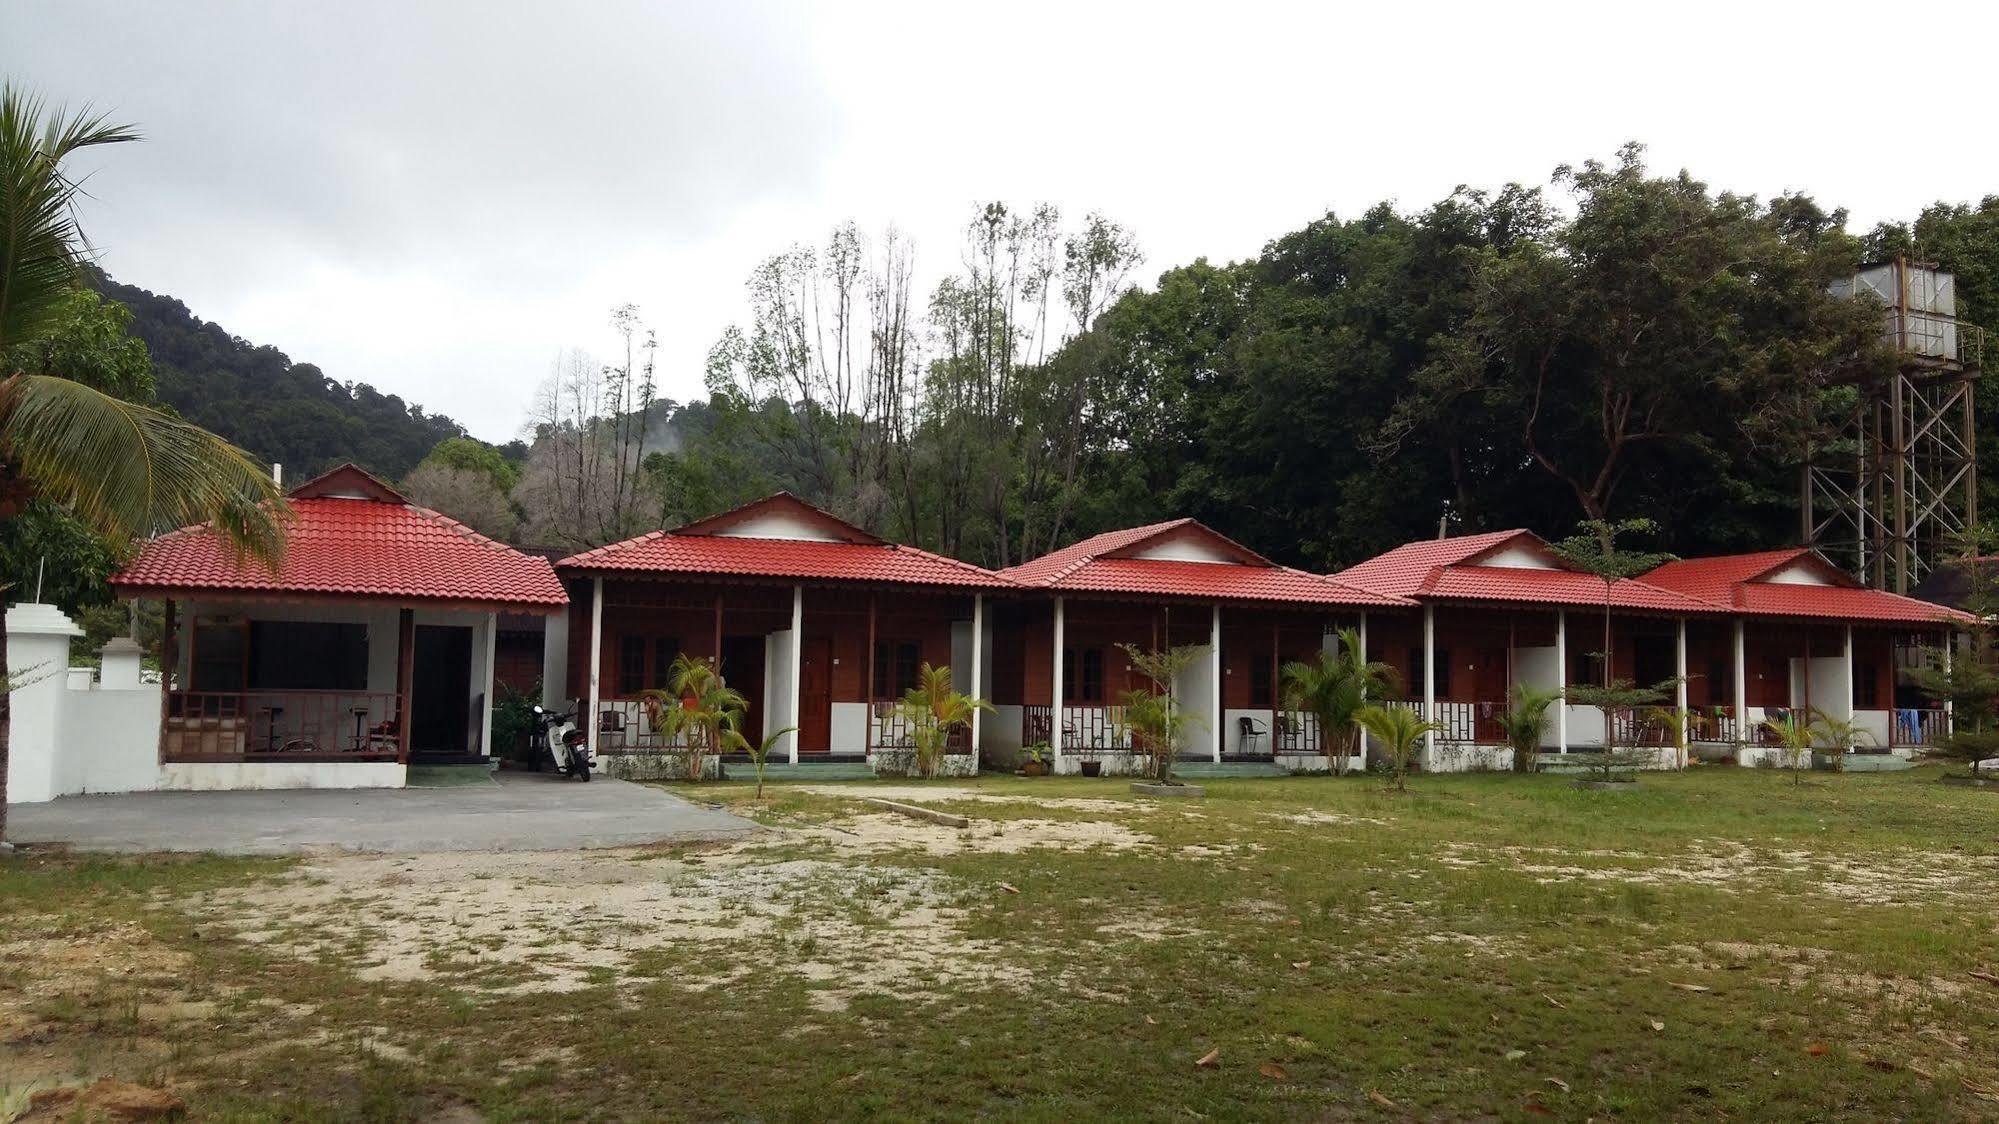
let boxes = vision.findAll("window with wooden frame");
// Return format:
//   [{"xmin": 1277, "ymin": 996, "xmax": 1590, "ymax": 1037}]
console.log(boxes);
[
  {"xmin": 1854, "ymin": 659, "xmax": 1881, "ymax": 709},
  {"xmin": 653, "ymin": 637, "xmax": 681, "ymax": 690},
  {"xmin": 1248, "ymin": 649, "xmax": 1274, "ymax": 708},
  {"xmin": 618, "ymin": 635, "xmax": 647, "ymax": 697},
  {"xmin": 1405, "ymin": 646, "xmax": 1451, "ymax": 698},
  {"xmin": 873, "ymin": 640, "xmax": 921, "ymax": 700},
  {"xmin": 1063, "ymin": 646, "xmax": 1106, "ymax": 703}
]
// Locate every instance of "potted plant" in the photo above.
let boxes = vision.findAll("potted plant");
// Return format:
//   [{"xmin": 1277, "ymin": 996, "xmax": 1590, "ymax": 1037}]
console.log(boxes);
[
  {"xmin": 1078, "ymin": 751, "xmax": 1103, "ymax": 778},
  {"xmin": 1020, "ymin": 742, "xmax": 1051, "ymax": 777}
]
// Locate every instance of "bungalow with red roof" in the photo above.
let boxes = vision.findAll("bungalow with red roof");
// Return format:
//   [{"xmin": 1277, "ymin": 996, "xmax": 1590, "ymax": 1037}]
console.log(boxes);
[
  {"xmin": 1333, "ymin": 531, "xmax": 1971, "ymax": 770},
  {"xmin": 1333, "ymin": 530, "xmax": 1724, "ymax": 770},
  {"xmin": 105, "ymin": 464, "xmax": 569, "ymax": 790},
  {"xmin": 1642, "ymin": 549, "xmax": 1966, "ymax": 763},
  {"xmin": 990, "ymin": 520, "xmax": 1411, "ymax": 774},
  {"xmin": 553, "ymin": 494, "xmax": 1011, "ymax": 776}
]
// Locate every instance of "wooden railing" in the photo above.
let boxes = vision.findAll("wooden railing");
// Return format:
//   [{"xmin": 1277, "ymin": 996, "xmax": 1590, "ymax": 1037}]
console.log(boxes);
[
  {"xmin": 868, "ymin": 701, "xmax": 972, "ymax": 754},
  {"xmin": 1023, "ymin": 704, "xmax": 1132, "ymax": 752},
  {"xmin": 1378, "ymin": 700, "xmax": 1506, "ymax": 744},
  {"xmin": 1687, "ymin": 706, "xmax": 1740, "ymax": 743},
  {"xmin": 1611, "ymin": 709, "xmax": 1678, "ymax": 747},
  {"xmin": 596, "ymin": 698, "xmax": 699, "ymax": 754},
  {"xmin": 164, "ymin": 690, "xmax": 403, "ymax": 761},
  {"xmin": 1892, "ymin": 708, "xmax": 1947, "ymax": 747},
  {"xmin": 1274, "ymin": 710, "xmax": 1320, "ymax": 754}
]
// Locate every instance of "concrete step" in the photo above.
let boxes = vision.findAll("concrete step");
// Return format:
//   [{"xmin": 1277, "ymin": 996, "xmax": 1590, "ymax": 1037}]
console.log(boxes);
[{"xmin": 1171, "ymin": 762, "xmax": 1290, "ymax": 779}]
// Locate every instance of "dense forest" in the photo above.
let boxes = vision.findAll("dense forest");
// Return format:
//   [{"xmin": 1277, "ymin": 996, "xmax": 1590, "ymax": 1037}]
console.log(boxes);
[
  {"xmin": 90, "ymin": 273, "xmax": 476, "ymax": 481},
  {"xmin": 17, "ymin": 146, "xmax": 1999, "ymax": 611}
]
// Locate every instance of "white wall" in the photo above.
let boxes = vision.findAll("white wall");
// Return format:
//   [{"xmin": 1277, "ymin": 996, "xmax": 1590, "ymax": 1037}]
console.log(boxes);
[
  {"xmin": 988, "ymin": 704, "xmax": 1025, "ymax": 758},
  {"xmin": 831, "ymin": 701, "xmax": 868, "ymax": 753},
  {"xmin": 1562, "ymin": 704, "xmax": 1607, "ymax": 748},
  {"xmin": 764, "ymin": 627, "xmax": 795, "ymax": 748},
  {"xmin": 159, "ymin": 762, "xmax": 405, "ymax": 790},
  {"xmin": 542, "ymin": 608, "xmax": 569, "ymax": 709},
  {"xmin": 950, "ymin": 620, "xmax": 974, "ymax": 690},
  {"xmin": 1851, "ymin": 709, "xmax": 1892, "ymax": 750},
  {"xmin": 1174, "ymin": 645, "xmax": 1216, "ymax": 757},
  {"xmin": 59, "ymin": 680, "xmax": 163, "ymax": 796},
  {"xmin": 1223, "ymin": 707, "xmax": 1275, "ymax": 754},
  {"xmin": 1806, "ymin": 656, "xmax": 1849, "ymax": 720},
  {"xmin": 714, "ymin": 512, "xmax": 842, "ymax": 541}
]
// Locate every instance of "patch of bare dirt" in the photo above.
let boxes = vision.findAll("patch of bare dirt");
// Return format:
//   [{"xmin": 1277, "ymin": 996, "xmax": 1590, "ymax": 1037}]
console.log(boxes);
[
  {"xmin": 192, "ymin": 845, "xmax": 1033, "ymax": 1007},
  {"xmin": 1434, "ymin": 841, "xmax": 1999, "ymax": 904}
]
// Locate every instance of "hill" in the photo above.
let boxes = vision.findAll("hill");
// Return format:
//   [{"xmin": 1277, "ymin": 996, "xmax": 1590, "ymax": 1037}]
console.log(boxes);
[{"xmin": 91, "ymin": 273, "xmax": 470, "ymax": 480}]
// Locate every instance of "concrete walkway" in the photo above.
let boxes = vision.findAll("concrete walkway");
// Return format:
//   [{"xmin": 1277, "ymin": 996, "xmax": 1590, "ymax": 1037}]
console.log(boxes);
[{"xmin": 5, "ymin": 772, "xmax": 758, "ymax": 855}]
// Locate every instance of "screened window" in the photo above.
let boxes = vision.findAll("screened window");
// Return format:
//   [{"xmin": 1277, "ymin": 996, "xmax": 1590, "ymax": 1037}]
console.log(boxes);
[
  {"xmin": 191, "ymin": 623, "xmax": 246, "ymax": 692},
  {"xmin": 1248, "ymin": 650, "xmax": 1274, "ymax": 708},
  {"xmin": 874, "ymin": 640, "xmax": 921, "ymax": 699},
  {"xmin": 1404, "ymin": 647, "xmax": 1451, "ymax": 698},
  {"xmin": 653, "ymin": 637, "xmax": 680, "ymax": 689},
  {"xmin": 1855, "ymin": 660, "xmax": 1881, "ymax": 709},
  {"xmin": 1063, "ymin": 647, "xmax": 1106, "ymax": 703},
  {"xmin": 247, "ymin": 621, "xmax": 367, "ymax": 690},
  {"xmin": 619, "ymin": 635, "xmax": 647, "ymax": 696}
]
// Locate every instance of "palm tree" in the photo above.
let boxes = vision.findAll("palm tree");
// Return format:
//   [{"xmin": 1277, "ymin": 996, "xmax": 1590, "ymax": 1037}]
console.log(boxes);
[
  {"xmin": 1496, "ymin": 683, "xmax": 1562, "ymax": 774},
  {"xmin": 637, "ymin": 654, "xmax": 748, "ymax": 781},
  {"xmin": 896, "ymin": 663, "xmax": 992, "ymax": 779},
  {"xmin": 1280, "ymin": 627, "xmax": 1399, "ymax": 776},
  {"xmin": 1353, "ymin": 704, "xmax": 1442, "ymax": 794},
  {"xmin": 1761, "ymin": 711, "xmax": 1814, "ymax": 785},
  {"xmin": 1, "ymin": 85, "xmax": 287, "ymax": 845},
  {"xmin": 727, "ymin": 725, "xmax": 796, "ymax": 801}
]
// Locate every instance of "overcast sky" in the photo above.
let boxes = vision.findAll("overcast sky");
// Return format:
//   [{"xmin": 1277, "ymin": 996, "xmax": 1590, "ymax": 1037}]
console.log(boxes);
[{"xmin": 8, "ymin": 1, "xmax": 1999, "ymax": 444}]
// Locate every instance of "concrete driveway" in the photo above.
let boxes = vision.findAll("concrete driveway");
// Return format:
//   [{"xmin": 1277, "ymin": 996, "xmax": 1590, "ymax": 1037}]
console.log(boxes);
[{"xmin": 5, "ymin": 772, "xmax": 758, "ymax": 855}]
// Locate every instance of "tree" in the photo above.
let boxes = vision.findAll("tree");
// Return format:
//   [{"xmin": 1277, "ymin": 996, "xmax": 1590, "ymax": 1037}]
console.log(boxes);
[
  {"xmin": 636, "ymin": 654, "xmax": 748, "ymax": 783},
  {"xmin": 893, "ymin": 663, "xmax": 992, "ymax": 779},
  {"xmin": 1279, "ymin": 628, "xmax": 1399, "ymax": 776},
  {"xmin": 1353, "ymin": 704, "xmax": 1441, "ymax": 794},
  {"xmin": 1554, "ymin": 518, "xmax": 1679, "ymax": 781},
  {"xmin": 1115, "ymin": 643, "xmax": 1206, "ymax": 784},
  {"xmin": 1496, "ymin": 683, "xmax": 1562, "ymax": 774},
  {"xmin": 1907, "ymin": 526, "xmax": 1999, "ymax": 775},
  {"xmin": 1, "ymin": 84, "xmax": 288, "ymax": 844},
  {"xmin": 402, "ymin": 461, "xmax": 517, "ymax": 541},
  {"xmin": 728, "ymin": 725, "xmax": 795, "ymax": 802},
  {"xmin": 1420, "ymin": 145, "xmax": 1886, "ymax": 530}
]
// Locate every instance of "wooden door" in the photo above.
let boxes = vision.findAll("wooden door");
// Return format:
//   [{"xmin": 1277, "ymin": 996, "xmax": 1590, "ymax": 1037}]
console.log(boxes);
[
  {"xmin": 1471, "ymin": 646, "xmax": 1508, "ymax": 702},
  {"xmin": 799, "ymin": 636, "xmax": 833, "ymax": 753}
]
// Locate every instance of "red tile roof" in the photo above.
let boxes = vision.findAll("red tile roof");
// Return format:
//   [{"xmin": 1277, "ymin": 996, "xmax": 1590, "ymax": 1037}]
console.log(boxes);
[
  {"xmin": 1002, "ymin": 521, "xmax": 1404, "ymax": 607},
  {"xmin": 556, "ymin": 493, "xmax": 1011, "ymax": 590},
  {"xmin": 1643, "ymin": 550, "xmax": 1971, "ymax": 625},
  {"xmin": 1335, "ymin": 529, "xmax": 1720, "ymax": 614},
  {"xmin": 111, "ymin": 466, "xmax": 568, "ymax": 613}
]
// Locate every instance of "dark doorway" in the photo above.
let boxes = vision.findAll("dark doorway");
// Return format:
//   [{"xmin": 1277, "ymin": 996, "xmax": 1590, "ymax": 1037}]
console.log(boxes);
[
  {"xmin": 799, "ymin": 636, "xmax": 833, "ymax": 753},
  {"xmin": 411, "ymin": 625, "xmax": 473, "ymax": 760},
  {"xmin": 1632, "ymin": 635, "xmax": 1675, "ymax": 690},
  {"xmin": 719, "ymin": 635, "xmax": 765, "ymax": 748}
]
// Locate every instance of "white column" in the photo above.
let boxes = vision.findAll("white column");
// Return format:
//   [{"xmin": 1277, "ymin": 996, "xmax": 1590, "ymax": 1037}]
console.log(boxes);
[
  {"xmin": 586, "ymin": 577, "xmax": 603, "ymax": 760},
  {"xmin": 788, "ymin": 584, "xmax": 804, "ymax": 765},
  {"xmin": 1555, "ymin": 610, "xmax": 1568, "ymax": 753},
  {"xmin": 1841, "ymin": 624, "xmax": 1855, "ymax": 729},
  {"xmin": 1732, "ymin": 618, "xmax": 1748, "ymax": 742},
  {"xmin": 1943, "ymin": 631, "xmax": 1955, "ymax": 735},
  {"xmin": 5, "ymin": 603, "xmax": 85, "ymax": 805},
  {"xmin": 480, "ymin": 611, "xmax": 498, "ymax": 757},
  {"xmin": 970, "ymin": 594, "xmax": 985, "ymax": 752},
  {"xmin": 1050, "ymin": 598, "xmax": 1065, "ymax": 761},
  {"xmin": 1674, "ymin": 618, "xmax": 1688, "ymax": 766},
  {"xmin": 1422, "ymin": 603, "xmax": 1437, "ymax": 754},
  {"xmin": 1210, "ymin": 603, "xmax": 1223, "ymax": 762},
  {"xmin": 1357, "ymin": 611, "xmax": 1370, "ymax": 764}
]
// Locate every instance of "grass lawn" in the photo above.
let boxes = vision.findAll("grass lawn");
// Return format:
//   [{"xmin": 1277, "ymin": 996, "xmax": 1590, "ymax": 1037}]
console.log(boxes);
[{"xmin": 4, "ymin": 765, "xmax": 1999, "ymax": 1121}]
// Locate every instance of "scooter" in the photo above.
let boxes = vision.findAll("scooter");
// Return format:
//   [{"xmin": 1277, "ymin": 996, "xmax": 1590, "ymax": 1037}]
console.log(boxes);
[{"xmin": 531, "ymin": 704, "xmax": 592, "ymax": 781}]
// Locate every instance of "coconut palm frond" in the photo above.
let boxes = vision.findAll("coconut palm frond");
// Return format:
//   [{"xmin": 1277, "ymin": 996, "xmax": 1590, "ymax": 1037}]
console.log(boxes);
[
  {"xmin": 0, "ymin": 374, "xmax": 287, "ymax": 563},
  {"xmin": 0, "ymin": 83, "xmax": 142, "ymax": 351}
]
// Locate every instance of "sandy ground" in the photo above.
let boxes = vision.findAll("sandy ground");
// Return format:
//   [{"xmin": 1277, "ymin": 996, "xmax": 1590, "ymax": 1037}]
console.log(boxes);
[{"xmin": 185, "ymin": 800, "xmax": 1156, "ymax": 1007}]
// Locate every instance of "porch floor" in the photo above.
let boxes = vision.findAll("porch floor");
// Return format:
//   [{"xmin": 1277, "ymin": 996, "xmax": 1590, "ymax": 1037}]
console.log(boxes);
[{"xmin": 5, "ymin": 772, "xmax": 757, "ymax": 855}]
